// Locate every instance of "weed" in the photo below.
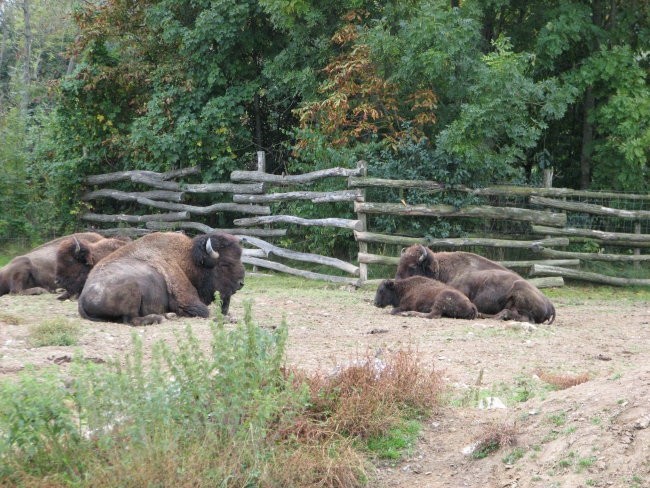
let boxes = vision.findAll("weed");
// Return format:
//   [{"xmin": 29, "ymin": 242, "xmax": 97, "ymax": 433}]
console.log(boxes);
[
  {"xmin": 366, "ymin": 420, "xmax": 420, "ymax": 460},
  {"xmin": 536, "ymin": 369, "xmax": 589, "ymax": 389},
  {"xmin": 0, "ymin": 312, "xmax": 23, "ymax": 325},
  {"xmin": 577, "ymin": 455, "xmax": 597, "ymax": 472},
  {"xmin": 591, "ymin": 416, "xmax": 603, "ymax": 426},
  {"xmin": 471, "ymin": 422, "xmax": 517, "ymax": 459},
  {"xmin": 28, "ymin": 319, "xmax": 80, "ymax": 347},
  {"xmin": 502, "ymin": 447, "xmax": 525, "ymax": 465},
  {"xmin": 547, "ymin": 411, "xmax": 567, "ymax": 427}
]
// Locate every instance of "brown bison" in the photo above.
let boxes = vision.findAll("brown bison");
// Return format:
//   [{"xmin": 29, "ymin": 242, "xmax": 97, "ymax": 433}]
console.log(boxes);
[
  {"xmin": 78, "ymin": 231, "xmax": 245, "ymax": 325},
  {"xmin": 395, "ymin": 245, "xmax": 555, "ymax": 324},
  {"xmin": 374, "ymin": 276, "xmax": 478, "ymax": 319},
  {"xmin": 55, "ymin": 236, "xmax": 131, "ymax": 300},
  {"xmin": 0, "ymin": 232, "xmax": 104, "ymax": 296}
]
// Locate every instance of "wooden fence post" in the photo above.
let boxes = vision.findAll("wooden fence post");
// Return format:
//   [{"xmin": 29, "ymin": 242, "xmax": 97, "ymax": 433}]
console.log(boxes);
[
  {"xmin": 356, "ymin": 160, "xmax": 368, "ymax": 282},
  {"xmin": 634, "ymin": 221, "xmax": 641, "ymax": 270}
]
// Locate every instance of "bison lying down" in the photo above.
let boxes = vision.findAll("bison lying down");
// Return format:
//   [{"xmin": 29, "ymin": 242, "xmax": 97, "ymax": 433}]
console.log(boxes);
[
  {"xmin": 374, "ymin": 276, "xmax": 478, "ymax": 319},
  {"xmin": 78, "ymin": 231, "xmax": 245, "ymax": 325},
  {"xmin": 55, "ymin": 235, "xmax": 131, "ymax": 300},
  {"xmin": 395, "ymin": 245, "xmax": 555, "ymax": 324},
  {"xmin": 0, "ymin": 232, "xmax": 104, "ymax": 296}
]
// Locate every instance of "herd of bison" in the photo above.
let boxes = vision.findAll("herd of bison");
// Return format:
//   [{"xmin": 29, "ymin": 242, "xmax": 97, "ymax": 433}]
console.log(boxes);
[{"xmin": 0, "ymin": 231, "xmax": 556, "ymax": 326}]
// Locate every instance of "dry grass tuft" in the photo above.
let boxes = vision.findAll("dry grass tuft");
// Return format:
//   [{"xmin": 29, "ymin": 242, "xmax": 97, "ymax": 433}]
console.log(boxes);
[
  {"xmin": 0, "ymin": 311, "xmax": 23, "ymax": 325},
  {"xmin": 471, "ymin": 421, "xmax": 518, "ymax": 459},
  {"xmin": 281, "ymin": 349, "xmax": 444, "ymax": 442},
  {"xmin": 536, "ymin": 369, "xmax": 590, "ymax": 389}
]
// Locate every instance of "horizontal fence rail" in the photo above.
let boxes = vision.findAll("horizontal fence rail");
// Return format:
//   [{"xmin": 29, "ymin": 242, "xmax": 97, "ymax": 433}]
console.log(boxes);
[{"xmin": 80, "ymin": 157, "xmax": 649, "ymax": 287}]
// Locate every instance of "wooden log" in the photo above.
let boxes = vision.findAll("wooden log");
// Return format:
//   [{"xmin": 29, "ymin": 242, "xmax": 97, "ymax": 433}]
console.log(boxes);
[
  {"xmin": 353, "ymin": 231, "xmax": 569, "ymax": 249},
  {"xmin": 355, "ymin": 202, "xmax": 567, "ymax": 227},
  {"xmin": 89, "ymin": 227, "xmax": 152, "ymax": 237},
  {"xmin": 532, "ymin": 225, "xmax": 650, "ymax": 244},
  {"xmin": 130, "ymin": 175, "xmax": 263, "ymax": 194},
  {"xmin": 242, "ymin": 256, "xmax": 360, "ymax": 285},
  {"xmin": 530, "ymin": 265, "xmax": 650, "ymax": 286},
  {"xmin": 82, "ymin": 189, "xmax": 185, "ymax": 203},
  {"xmin": 131, "ymin": 196, "xmax": 271, "ymax": 216},
  {"xmin": 530, "ymin": 196, "xmax": 650, "ymax": 219},
  {"xmin": 531, "ymin": 246, "xmax": 650, "ymax": 262},
  {"xmin": 233, "ymin": 189, "xmax": 363, "ymax": 204},
  {"xmin": 145, "ymin": 221, "xmax": 287, "ymax": 237},
  {"xmin": 345, "ymin": 180, "xmax": 650, "ymax": 201},
  {"xmin": 230, "ymin": 167, "xmax": 362, "ymax": 185},
  {"xmin": 362, "ymin": 276, "xmax": 564, "ymax": 289},
  {"xmin": 85, "ymin": 166, "xmax": 200, "ymax": 185},
  {"xmin": 356, "ymin": 252, "xmax": 578, "ymax": 269},
  {"xmin": 528, "ymin": 277, "xmax": 565, "ymax": 288},
  {"xmin": 356, "ymin": 161, "xmax": 369, "ymax": 282},
  {"xmin": 242, "ymin": 248, "xmax": 266, "ymax": 258},
  {"xmin": 233, "ymin": 215, "xmax": 362, "ymax": 231},
  {"xmin": 348, "ymin": 176, "xmax": 445, "ymax": 191},
  {"xmin": 81, "ymin": 211, "xmax": 190, "ymax": 223},
  {"xmin": 241, "ymin": 235, "xmax": 359, "ymax": 275}
]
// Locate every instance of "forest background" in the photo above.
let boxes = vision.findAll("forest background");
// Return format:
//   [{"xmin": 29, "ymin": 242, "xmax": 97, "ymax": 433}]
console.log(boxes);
[{"xmin": 0, "ymin": 0, "xmax": 648, "ymax": 257}]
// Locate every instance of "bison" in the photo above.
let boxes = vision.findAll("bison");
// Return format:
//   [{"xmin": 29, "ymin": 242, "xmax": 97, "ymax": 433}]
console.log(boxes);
[
  {"xmin": 395, "ymin": 245, "xmax": 555, "ymax": 324},
  {"xmin": 78, "ymin": 231, "xmax": 245, "ymax": 325},
  {"xmin": 0, "ymin": 232, "xmax": 104, "ymax": 296},
  {"xmin": 374, "ymin": 276, "xmax": 478, "ymax": 319},
  {"xmin": 55, "ymin": 235, "xmax": 131, "ymax": 300}
]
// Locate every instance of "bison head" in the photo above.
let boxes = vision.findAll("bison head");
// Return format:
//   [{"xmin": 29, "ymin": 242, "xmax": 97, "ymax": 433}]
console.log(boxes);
[
  {"xmin": 191, "ymin": 232, "xmax": 245, "ymax": 314},
  {"xmin": 395, "ymin": 244, "xmax": 439, "ymax": 280},
  {"xmin": 374, "ymin": 280, "xmax": 400, "ymax": 308},
  {"xmin": 55, "ymin": 236, "xmax": 130, "ymax": 299}
]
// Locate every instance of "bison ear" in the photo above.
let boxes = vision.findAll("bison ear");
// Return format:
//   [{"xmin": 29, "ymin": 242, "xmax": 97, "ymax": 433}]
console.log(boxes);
[{"xmin": 383, "ymin": 280, "xmax": 395, "ymax": 289}]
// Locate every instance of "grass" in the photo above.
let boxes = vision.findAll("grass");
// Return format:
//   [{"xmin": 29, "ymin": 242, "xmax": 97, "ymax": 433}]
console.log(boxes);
[
  {"xmin": 0, "ymin": 302, "xmax": 444, "ymax": 487},
  {"xmin": 536, "ymin": 369, "xmax": 590, "ymax": 390},
  {"xmin": 0, "ymin": 312, "xmax": 23, "ymax": 325},
  {"xmin": 28, "ymin": 319, "xmax": 80, "ymax": 347}
]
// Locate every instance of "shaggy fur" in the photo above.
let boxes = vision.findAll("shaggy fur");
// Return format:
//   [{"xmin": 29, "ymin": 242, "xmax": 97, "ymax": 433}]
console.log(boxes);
[
  {"xmin": 78, "ymin": 232, "xmax": 245, "ymax": 325},
  {"xmin": 395, "ymin": 245, "xmax": 555, "ymax": 324},
  {"xmin": 0, "ymin": 232, "xmax": 104, "ymax": 296},
  {"xmin": 55, "ymin": 236, "xmax": 131, "ymax": 300},
  {"xmin": 374, "ymin": 276, "xmax": 478, "ymax": 320}
]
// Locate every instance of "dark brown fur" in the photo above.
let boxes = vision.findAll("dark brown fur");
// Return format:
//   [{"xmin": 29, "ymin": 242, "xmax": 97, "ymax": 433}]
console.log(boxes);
[
  {"xmin": 0, "ymin": 232, "xmax": 104, "ymax": 296},
  {"xmin": 55, "ymin": 236, "xmax": 131, "ymax": 300},
  {"xmin": 78, "ymin": 232, "xmax": 245, "ymax": 325},
  {"xmin": 374, "ymin": 276, "xmax": 478, "ymax": 320},
  {"xmin": 395, "ymin": 245, "xmax": 555, "ymax": 324}
]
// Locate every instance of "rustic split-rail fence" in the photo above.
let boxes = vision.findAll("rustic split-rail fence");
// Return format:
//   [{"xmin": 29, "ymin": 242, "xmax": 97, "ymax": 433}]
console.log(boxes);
[{"xmin": 81, "ymin": 155, "xmax": 650, "ymax": 287}]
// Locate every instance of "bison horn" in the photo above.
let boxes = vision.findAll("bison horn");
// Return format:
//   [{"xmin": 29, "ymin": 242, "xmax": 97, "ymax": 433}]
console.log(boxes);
[
  {"xmin": 73, "ymin": 237, "xmax": 81, "ymax": 255},
  {"xmin": 400, "ymin": 247, "xmax": 407, "ymax": 255},
  {"xmin": 418, "ymin": 245, "xmax": 428, "ymax": 263},
  {"xmin": 206, "ymin": 237, "xmax": 219, "ymax": 259}
]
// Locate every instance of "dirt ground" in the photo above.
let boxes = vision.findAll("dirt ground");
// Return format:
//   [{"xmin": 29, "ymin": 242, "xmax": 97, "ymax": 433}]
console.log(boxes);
[{"xmin": 0, "ymin": 274, "xmax": 649, "ymax": 488}]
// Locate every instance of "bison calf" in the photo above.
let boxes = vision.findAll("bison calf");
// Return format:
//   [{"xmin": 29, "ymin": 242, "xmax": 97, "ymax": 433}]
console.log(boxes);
[{"xmin": 374, "ymin": 276, "xmax": 478, "ymax": 320}]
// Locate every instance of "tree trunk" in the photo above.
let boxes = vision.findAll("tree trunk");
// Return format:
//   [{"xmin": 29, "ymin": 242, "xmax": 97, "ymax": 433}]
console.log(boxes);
[
  {"xmin": 21, "ymin": 0, "xmax": 32, "ymax": 113},
  {"xmin": 579, "ymin": 87, "xmax": 594, "ymax": 189}
]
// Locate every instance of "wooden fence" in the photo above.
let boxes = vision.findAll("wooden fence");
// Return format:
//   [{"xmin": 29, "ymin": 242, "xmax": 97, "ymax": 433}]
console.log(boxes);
[{"xmin": 81, "ymin": 157, "xmax": 650, "ymax": 287}]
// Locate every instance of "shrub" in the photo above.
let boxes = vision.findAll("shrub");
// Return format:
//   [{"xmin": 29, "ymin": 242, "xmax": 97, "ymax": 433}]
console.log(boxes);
[{"xmin": 29, "ymin": 319, "xmax": 80, "ymax": 347}]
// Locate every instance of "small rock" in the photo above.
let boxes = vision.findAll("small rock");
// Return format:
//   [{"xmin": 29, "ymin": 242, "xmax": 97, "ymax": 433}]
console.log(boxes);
[
  {"xmin": 478, "ymin": 397, "xmax": 507, "ymax": 409},
  {"xmin": 634, "ymin": 414, "xmax": 650, "ymax": 430}
]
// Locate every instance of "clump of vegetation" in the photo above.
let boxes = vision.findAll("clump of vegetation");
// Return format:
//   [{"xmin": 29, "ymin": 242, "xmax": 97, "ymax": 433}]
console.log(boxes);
[
  {"xmin": 471, "ymin": 422, "xmax": 518, "ymax": 459},
  {"xmin": 0, "ymin": 302, "xmax": 443, "ymax": 487},
  {"xmin": 0, "ymin": 312, "xmax": 23, "ymax": 326},
  {"xmin": 536, "ymin": 369, "xmax": 590, "ymax": 390},
  {"xmin": 29, "ymin": 319, "xmax": 80, "ymax": 347}
]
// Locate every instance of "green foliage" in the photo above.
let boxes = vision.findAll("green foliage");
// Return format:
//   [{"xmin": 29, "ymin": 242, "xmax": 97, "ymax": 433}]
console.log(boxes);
[
  {"xmin": 29, "ymin": 319, "xmax": 80, "ymax": 347},
  {"xmin": 0, "ymin": 369, "xmax": 82, "ymax": 481},
  {"xmin": 366, "ymin": 419, "xmax": 420, "ymax": 460}
]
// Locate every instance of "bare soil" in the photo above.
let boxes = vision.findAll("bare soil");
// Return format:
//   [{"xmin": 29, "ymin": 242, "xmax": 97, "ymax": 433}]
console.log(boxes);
[{"xmin": 1, "ymin": 275, "xmax": 649, "ymax": 488}]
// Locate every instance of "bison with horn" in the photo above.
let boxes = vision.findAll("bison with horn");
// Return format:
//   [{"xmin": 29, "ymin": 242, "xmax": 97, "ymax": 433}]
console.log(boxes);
[
  {"xmin": 78, "ymin": 231, "xmax": 245, "ymax": 325},
  {"xmin": 0, "ymin": 232, "xmax": 104, "ymax": 296}
]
